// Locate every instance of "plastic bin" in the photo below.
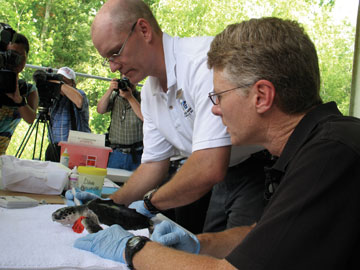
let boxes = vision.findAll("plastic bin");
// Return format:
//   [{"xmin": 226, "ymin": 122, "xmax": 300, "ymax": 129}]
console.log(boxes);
[{"xmin": 58, "ymin": 141, "xmax": 112, "ymax": 169}]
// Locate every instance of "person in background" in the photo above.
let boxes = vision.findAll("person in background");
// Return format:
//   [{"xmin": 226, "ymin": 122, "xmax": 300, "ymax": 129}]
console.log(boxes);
[
  {"xmin": 0, "ymin": 33, "xmax": 38, "ymax": 155},
  {"xmin": 73, "ymin": 17, "xmax": 360, "ymax": 270},
  {"xmin": 97, "ymin": 77, "xmax": 143, "ymax": 171},
  {"xmin": 67, "ymin": 0, "xmax": 270, "ymax": 235},
  {"xmin": 45, "ymin": 67, "xmax": 91, "ymax": 162}
]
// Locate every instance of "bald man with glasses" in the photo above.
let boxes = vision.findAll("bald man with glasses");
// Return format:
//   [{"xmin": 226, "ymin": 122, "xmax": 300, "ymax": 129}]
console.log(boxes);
[
  {"xmin": 69, "ymin": 0, "xmax": 272, "ymax": 234},
  {"xmin": 96, "ymin": 18, "xmax": 144, "ymax": 172}
]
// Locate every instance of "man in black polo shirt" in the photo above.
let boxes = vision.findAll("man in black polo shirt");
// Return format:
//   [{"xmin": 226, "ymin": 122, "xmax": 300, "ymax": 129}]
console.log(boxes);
[{"xmin": 73, "ymin": 17, "xmax": 360, "ymax": 270}]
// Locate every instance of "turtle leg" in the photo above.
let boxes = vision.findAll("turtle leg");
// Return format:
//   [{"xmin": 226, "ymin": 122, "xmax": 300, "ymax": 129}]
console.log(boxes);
[{"xmin": 81, "ymin": 216, "xmax": 103, "ymax": 233}]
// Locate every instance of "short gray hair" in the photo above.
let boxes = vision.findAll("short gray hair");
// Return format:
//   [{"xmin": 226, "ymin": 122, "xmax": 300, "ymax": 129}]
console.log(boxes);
[{"xmin": 208, "ymin": 17, "xmax": 322, "ymax": 114}]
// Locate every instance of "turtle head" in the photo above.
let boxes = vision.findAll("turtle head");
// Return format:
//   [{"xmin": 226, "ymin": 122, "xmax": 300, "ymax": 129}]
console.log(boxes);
[{"xmin": 52, "ymin": 205, "xmax": 87, "ymax": 225}]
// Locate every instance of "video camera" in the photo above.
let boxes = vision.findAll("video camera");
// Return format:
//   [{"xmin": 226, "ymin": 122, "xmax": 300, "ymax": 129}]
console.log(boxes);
[
  {"xmin": 33, "ymin": 68, "xmax": 63, "ymax": 108},
  {"xmin": 115, "ymin": 77, "xmax": 132, "ymax": 93},
  {"xmin": 0, "ymin": 22, "xmax": 23, "ymax": 94}
]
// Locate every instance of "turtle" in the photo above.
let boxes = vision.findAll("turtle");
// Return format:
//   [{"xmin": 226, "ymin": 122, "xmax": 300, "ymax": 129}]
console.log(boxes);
[{"xmin": 52, "ymin": 198, "xmax": 153, "ymax": 234}]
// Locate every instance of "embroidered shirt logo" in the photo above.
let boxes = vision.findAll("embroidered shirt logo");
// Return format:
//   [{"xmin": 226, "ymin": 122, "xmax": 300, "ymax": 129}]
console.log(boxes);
[
  {"xmin": 176, "ymin": 89, "xmax": 193, "ymax": 118},
  {"xmin": 180, "ymin": 99, "xmax": 193, "ymax": 118}
]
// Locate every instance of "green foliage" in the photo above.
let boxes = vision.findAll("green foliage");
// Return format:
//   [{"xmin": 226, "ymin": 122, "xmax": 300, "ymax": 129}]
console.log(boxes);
[{"xmin": 0, "ymin": 0, "xmax": 356, "ymax": 159}]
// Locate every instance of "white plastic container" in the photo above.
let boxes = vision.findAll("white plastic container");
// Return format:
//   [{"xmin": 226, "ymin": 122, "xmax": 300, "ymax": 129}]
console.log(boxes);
[{"xmin": 77, "ymin": 166, "xmax": 107, "ymax": 197}]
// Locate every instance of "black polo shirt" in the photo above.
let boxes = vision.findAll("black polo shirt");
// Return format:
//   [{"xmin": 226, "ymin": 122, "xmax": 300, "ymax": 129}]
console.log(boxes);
[{"xmin": 226, "ymin": 102, "xmax": 360, "ymax": 269}]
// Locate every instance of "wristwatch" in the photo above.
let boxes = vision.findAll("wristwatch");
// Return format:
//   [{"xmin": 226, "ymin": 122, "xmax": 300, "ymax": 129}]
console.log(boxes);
[
  {"xmin": 125, "ymin": 236, "xmax": 150, "ymax": 270},
  {"xmin": 15, "ymin": 96, "xmax": 27, "ymax": 107},
  {"xmin": 143, "ymin": 188, "xmax": 160, "ymax": 214}
]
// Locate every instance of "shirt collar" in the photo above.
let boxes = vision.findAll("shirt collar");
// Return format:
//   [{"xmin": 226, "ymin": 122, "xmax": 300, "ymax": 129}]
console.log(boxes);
[
  {"xmin": 263, "ymin": 102, "xmax": 341, "ymax": 202},
  {"xmin": 163, "ymin": 33, "xmax": 177, "ymax": 89},
  {"xmin": 273, "ymin": 102, "xmax": 341, "ymax": 173},
  {"xmin": 149, "ymin": 33, "xmax": 177, "ymax": 96}
]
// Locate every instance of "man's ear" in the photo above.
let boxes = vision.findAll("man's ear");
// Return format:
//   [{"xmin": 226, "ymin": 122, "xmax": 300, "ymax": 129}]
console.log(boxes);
[
  {"xmin": 253, "ymin": 80, "xmax": 275, "ymax": 114},
  {"xmin": 137, "ymin": 18, "xmax": 152, "ymax": 42}
]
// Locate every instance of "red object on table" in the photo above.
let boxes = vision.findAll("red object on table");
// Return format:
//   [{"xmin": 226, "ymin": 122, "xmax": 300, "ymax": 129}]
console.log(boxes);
[{"xmin": 72, "ymin": 216, "xmax": 86, "ymax": 233}]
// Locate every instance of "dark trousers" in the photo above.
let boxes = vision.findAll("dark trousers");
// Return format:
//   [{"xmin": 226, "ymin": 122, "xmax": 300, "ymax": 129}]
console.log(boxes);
[
  {"xmin": 45, "ymin": 143, "xmax": 61, "ymax": 162},
  {"xmin": 160, "ymin": 158, "xmax": 212, "ymax": 234},
  {"xmin": 173, "ymin": 191, "xmax": 212, "ymax": 234},
  {"xmin": 203, "ymin": 150, "xmax": 274, "ymax": 232},
  {"xmin": 161, "ymin": 193, "xmax": 211, "ymax": 235}
]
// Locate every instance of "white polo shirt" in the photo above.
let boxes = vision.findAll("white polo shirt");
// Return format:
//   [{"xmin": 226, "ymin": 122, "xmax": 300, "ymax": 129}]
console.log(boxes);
[{"xmin": 141, "ymin": 33, "xmax": 262, "ymax": 166}]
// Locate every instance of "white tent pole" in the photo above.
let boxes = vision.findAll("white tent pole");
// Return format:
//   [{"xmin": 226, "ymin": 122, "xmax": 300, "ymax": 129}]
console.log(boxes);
[
  {"xmin": 25, "ymin": 64, "xmax": 143, "ymax": 87},
  {"xmin": 349, "ymin": 3, "xmax": 360, "ymax": 117},
  {"xmin": 25, "ymin": 64, "xmax": 112, "ymax": 81}
]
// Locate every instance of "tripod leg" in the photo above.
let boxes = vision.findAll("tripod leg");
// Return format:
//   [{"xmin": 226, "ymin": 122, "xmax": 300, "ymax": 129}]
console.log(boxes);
[
  {"xmin": 16, "ymin": 111, "xmax": 58, "ymax": 160},
  {"xmin": 32, "ymin": 120, "xmax": 41, "ymax": 160},
  {"xmin": 45, "ymin": 120, "xmax": 59, "ymax": 161},
  {"xmin": 37, "ymin": 121, "xmax": 47, "ymax": 160},
  {"xmin": 15, "ymin": 117, "xmax": 40, "ymax": 158}
]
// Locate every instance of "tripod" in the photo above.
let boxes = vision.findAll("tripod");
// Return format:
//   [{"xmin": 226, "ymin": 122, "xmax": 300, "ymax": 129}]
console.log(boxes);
[{"xmin": 15, "ymin": 107, "xmax": 58, "ymax": 160}]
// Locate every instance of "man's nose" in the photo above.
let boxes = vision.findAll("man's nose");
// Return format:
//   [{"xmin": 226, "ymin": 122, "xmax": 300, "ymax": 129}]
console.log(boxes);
[
  {"xmin": 211, "ymin": 104, "xmax": 222, "ymax": 116},
  {"xmin": 110, "ymin": 61, "xmax": 122, "ymax": 73}
]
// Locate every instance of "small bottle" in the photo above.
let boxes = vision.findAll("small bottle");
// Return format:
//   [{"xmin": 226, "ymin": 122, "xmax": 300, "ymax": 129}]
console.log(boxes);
[
  {"xmin": 60, "ymin": 148, "xmax": 70, "ymax": 167},
  {"xmin": 69, "ymin": 166, "xmax": 79, "ymax": 190}
]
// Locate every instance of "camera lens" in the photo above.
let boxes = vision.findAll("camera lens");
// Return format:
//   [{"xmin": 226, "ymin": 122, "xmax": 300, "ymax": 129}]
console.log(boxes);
[{"xmin": 117, "ymin": 77, "xmax": 131, "ymax": 91}]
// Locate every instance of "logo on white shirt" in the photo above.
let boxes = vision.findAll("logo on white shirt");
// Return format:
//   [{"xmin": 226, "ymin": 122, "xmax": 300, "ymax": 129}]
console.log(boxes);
[{"xmin": 176, "ymin": 89, "xmax": 194, "ymax": 118}]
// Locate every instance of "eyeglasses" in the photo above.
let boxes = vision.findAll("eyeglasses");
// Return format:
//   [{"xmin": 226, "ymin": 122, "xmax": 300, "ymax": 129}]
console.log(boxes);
[
  {"xmin": 208, "ymin": 84, "xmax": 253, "ymax": 105},
  {"xmin": 102, "ymin": 21, "xmax": 137, "ymax": 67},
  {"xmin": 208, "ymin": 87, "xmax": 241, "ymax": 105}
]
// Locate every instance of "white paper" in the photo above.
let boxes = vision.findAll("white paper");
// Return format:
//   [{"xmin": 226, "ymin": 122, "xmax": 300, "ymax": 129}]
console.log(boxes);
[{"xmin": 68, "ymin": 130, "xmax": 105, "ymax": 147}]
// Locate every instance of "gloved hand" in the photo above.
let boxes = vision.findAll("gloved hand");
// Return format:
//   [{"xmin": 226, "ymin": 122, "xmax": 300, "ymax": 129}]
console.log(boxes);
[
  {"xmin": 74, "ymin": 224, "xmax": 133, "ymax": 263},
  {"xmin": 150, "ymin": 220, "xmax": 200, "ymax": 254},
  {"xmin": 65, "ymin": 190, "xmax": 100, "ymax": 206},
  {"xmin": 128, "ymin": 200, "xmax": 155, "ymax": 218}
]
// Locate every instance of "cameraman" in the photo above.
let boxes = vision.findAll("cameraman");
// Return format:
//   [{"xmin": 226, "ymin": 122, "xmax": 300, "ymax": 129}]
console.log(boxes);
[
  {"xmin": 97, "ymin": 78, "xmax": 143, "ymax": 171},
  {"xmin": 0, "ymin": 33, "xmax": 38, "ymax": 155},
  {"xmin": 45, "ymin": 67, "xmax": 91, "ymax": 162}
]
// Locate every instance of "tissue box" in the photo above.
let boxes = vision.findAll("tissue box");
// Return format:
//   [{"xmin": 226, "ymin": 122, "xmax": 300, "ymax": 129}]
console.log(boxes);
[{"xmin": 59, "ymin": 141, "xmax": 112, "ymax": 169}]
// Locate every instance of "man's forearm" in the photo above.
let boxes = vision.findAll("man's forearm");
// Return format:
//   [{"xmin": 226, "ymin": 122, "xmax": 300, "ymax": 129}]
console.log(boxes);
[
  {"xmin": 97, "ymin": 88, "xmax": 113, "ymax": 114},
  {"xmin": 61, "ymin": 84, "xmax": 83, "ymax": 108},
  {"xmin": 150, "ymin": 146, "xmax": 231, "ymax": 210},
  {"xmin": 132, "ymin": 241, "xmax": 236, "ymax": 270},
  {"xmin": 109, "ymin": 160, "xmax": 170, "ymax": 205},
  {"xmin": 127, "ymin": 95, "xmax": 143, "ymax": 121},
  {"xmin": 198, "ymin": 225, "xmax": 254, "ymax": 258}
]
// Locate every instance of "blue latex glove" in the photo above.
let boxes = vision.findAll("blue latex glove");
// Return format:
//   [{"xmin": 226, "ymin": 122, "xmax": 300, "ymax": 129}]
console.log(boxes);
[
  {"xmin": 65, "ymin": 190, "xmax": 100, "ymax": 206},
  {"xmin": 74, "ymin": 224, "xmax": 133, "ymax": 263},
  {"xmin": 150, "ymin": 220, "xmax": 200, "ymax": 254},
  {"xmin": 128, "ymin": 200, "xmax": 155, "ymax": 218}
]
